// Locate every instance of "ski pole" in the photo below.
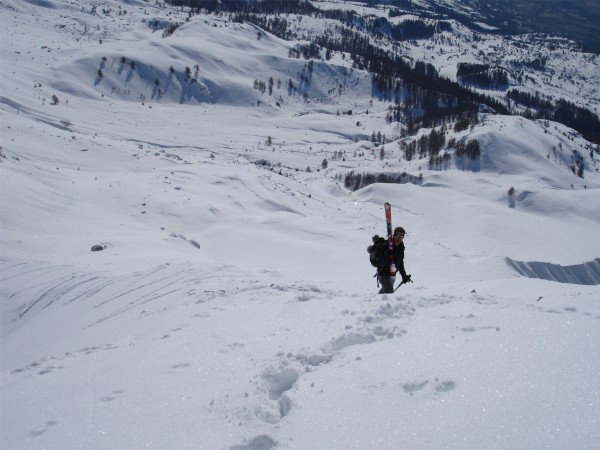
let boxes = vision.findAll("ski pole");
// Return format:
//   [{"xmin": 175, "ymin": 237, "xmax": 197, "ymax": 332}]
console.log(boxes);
[{"xmin": 394, "ymin": 276, "xmax": 413, "ymax": 292}]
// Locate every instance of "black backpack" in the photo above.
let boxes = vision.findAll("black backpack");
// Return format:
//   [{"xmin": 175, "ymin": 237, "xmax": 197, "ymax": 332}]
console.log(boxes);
[{"xmin": 367, "ymin": 235, "xmax": 387, "ymax": 268}]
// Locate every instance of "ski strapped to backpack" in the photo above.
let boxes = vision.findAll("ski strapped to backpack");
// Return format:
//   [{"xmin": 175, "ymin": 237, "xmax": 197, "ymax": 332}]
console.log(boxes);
[
  {"xmin": 384, "ymin": 202, "xmax": 397, "ymax": 276},
  {"xmin": 368, "ymin": 202, "xmax": 414, "ymax": 291}
]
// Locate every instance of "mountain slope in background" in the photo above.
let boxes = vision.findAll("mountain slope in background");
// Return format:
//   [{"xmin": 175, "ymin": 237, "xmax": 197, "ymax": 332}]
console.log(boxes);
[
  {"xmin": 346, "ymin": 0, "xmax": 600, "ymax": 52},
  {"xmin": 439, "ymin": 0, "xmax": 600, "ymax": 53},
  {"xmin": 1, "ymin": 0, "xmax": 599, "ymax": 449}
]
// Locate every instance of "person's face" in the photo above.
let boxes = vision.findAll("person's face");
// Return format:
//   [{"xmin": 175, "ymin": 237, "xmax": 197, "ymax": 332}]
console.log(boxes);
[{"xmin": 393, "ymin": 231, "xmax": 404, "ymax": 244}]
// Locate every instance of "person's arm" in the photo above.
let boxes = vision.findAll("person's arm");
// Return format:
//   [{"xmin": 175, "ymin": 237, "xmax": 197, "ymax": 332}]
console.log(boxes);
[
  {"xmin": 398, "ymin": 259, "xmax": 407, "ymax": 279},
  {"xmin": 396, "ymin": 247, "xmax": 409, "ymax": 282}
]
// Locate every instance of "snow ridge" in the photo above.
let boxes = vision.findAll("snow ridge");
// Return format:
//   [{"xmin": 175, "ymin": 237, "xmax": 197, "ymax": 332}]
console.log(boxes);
[{"xmin": 506, "ymin": 257, "xmax": 600, "ymax": 285}]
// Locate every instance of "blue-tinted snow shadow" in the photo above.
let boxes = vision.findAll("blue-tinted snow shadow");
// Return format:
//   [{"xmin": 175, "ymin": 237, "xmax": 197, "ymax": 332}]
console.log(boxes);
[{"xmin": 506, "ymin": 257, "xmax": 600, "ymax": 285}]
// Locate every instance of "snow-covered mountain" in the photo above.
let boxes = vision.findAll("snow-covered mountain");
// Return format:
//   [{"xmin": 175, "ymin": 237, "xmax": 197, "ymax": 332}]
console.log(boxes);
[{"xmin": 1, "ymin": 0, "xmax": 599, "ymax": 449}]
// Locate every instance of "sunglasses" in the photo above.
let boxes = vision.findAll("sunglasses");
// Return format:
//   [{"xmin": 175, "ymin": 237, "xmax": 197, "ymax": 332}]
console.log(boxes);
[{"xmin": 394, "ymin": 233, "xmax": 405, "ymax": 238}]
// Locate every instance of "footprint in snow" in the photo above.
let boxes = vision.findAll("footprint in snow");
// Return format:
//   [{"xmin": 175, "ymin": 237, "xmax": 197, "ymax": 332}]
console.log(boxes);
[
  {"xmin": 322, "ymin": 333, "xmax": 377, "ymax": 353},
  {"xmin": 38, "ymin": 365, "xmax": 62, "ymax": 375},
  {"xmin": 229, "ymin": 434, "xmax": 276, "ymax": 450},
  {"xmin": 402, "ymin": 379, "xmax": 457, "ymax": 395},
  {"xmin": 254, "ymin": 367, "xmax": 300, "ymax": 424},
  {"xmin": 402, "ymin": 380, "xmax": 428, "ymax": 394},
  {"xmin": 27, "ymin": 421, "xmax": 58, "ymax": 438},
  {"xmin": 99, "ymin": 389, "xmax": 125, "ymax": 403},
  {"xmin": 435, "ymin": 380, "xmax": 456, "ymax": 392},
  {"xmin": 461, "ymin": 326, "xmax": 501, "ymax": 333},
  {"xmin": 263, "ymin": 367, "xmax": 300, "ymax": 401},
  {"xmin": 171, "ymin": 363, "xmax": 191, "ymax": 369}
]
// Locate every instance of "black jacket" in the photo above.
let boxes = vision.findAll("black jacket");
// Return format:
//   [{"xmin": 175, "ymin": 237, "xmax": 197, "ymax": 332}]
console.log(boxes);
[{"xmin": 376, "ymin": 241, "xmax": 407, "ymax": 278}]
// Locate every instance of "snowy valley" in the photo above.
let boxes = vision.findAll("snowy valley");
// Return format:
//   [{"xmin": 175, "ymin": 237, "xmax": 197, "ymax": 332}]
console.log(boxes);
[{"xmin": 1, "ymin": 0, "xmax": 599, "ymax": 449}]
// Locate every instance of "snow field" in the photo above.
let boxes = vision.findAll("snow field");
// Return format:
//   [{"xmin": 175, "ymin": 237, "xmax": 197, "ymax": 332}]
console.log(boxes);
[{"xmin": 1, "ymin": 0, "xmax": 599, "ymax": 448}]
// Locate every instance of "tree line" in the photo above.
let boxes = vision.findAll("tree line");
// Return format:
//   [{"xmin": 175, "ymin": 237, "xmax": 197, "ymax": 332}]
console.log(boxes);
[
  {"xmin": 456, "ymin": 63, "xmax": 509, "ymax": 89},
  {"xmin": 508, "ymin": 89, "xmax": 600, "ymax": 143},
  {"xmin": 335, "ymin": 171, "xmax": 423, "ymax": 191}
]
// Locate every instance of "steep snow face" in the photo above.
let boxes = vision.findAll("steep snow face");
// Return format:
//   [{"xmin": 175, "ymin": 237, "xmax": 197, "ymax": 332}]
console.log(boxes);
[
  {"xmin": 469, "ymin": 115, "xmax": 593, "ymax": 179},
  {"xmin": 506, "ymin": 257, "xmax": 600, "ymax": 285},
  {"xmin": 1, "ymin": 1, "xmax": 600, "ymax": 449}
]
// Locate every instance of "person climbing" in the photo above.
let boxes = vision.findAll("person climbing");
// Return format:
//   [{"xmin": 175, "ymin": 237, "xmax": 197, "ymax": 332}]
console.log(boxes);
[{"xmin": 368, "ymin": 227, "xmax": 411, "ymax": 294}]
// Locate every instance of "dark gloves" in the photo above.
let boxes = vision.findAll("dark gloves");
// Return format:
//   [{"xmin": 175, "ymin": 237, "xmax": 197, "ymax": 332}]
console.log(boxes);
[{"xmin": 402, "ymin": 274, "xmax": 412, "ymax": 284}]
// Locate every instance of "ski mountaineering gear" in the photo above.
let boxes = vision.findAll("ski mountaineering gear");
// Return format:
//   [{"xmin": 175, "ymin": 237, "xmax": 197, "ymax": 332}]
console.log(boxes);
[
  {"xmin": 367, "ymin": 203, "xmax": 411, "ymax": 293},
  {"xmin": 384, "ymin": 202, "xmax": 397, "ymax": 276}
]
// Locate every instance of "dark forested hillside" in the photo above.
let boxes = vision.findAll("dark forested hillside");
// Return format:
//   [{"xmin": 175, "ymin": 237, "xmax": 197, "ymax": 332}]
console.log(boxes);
[
  {"xmin": 173, "ymin": 0, "xmax": 600, "ymax": 51},
  {"xmin": 487, "ymin": 0, "xmax": 600, "ymax": 53},
  {"xmin": 165, "ymin": 0, "xmax": 600, "ymax": 143},
  {"xmin": 326, "ymin": 0, "xmax": 600, "ymax": 52},
  {"xmin": 393, "ymin": 0, "xmax": 600, "ymax": 53}
]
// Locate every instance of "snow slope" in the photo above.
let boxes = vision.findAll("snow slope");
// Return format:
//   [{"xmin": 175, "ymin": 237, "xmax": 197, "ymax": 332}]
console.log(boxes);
[{"xmin": 1, "ymin": 0, "xmax": 599, "ymax": 449}]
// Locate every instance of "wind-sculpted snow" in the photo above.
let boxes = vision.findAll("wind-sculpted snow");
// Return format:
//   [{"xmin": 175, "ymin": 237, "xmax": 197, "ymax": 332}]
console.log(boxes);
[
  {"xmin": 2, "ymin": 0, "xmax": 600, "ymax": 448},
  {"xmin": 2, "ymin": 261, "xmax": 600, "ymax": 448},
  {"xmin": 506, "ymin": 257, "xmax": 600, "ymax": 285}
]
